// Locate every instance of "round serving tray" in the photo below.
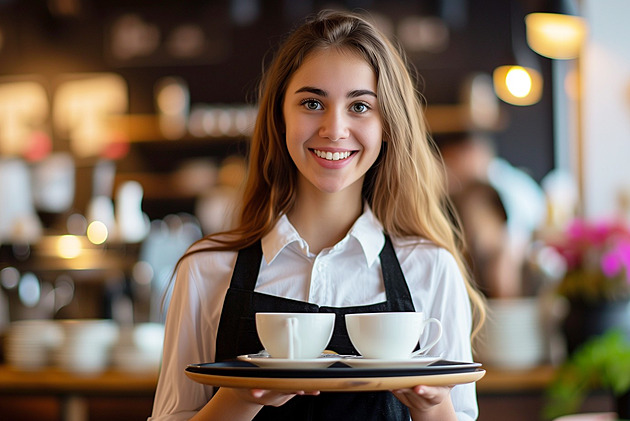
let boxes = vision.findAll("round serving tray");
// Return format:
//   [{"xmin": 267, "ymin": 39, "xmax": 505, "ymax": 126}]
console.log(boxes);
[{"xmin": 185, "ymin": 360, "xmax": 485, "ymax": 392}]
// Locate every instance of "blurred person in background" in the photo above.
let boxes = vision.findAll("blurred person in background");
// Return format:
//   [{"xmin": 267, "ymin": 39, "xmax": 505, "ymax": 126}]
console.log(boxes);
[{"xmin": 437, "ymin": 132, "xmax": 547, "ymax": 298}]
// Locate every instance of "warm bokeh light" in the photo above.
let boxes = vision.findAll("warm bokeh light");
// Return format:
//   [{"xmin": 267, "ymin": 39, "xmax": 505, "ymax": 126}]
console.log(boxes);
[
  {"xmin": 53, "ymin": 73, "xmax": 128, "ymax": 157},
  {"xmin": 57, "ymin": 235, "xmax": 82, "ymax": 259},
  {"xmin": 493, "ymin": 65, "xmax": 543, "ymax": 106},
  {"xmin": 156, "ymin": 80, "xmax": 188, "ymax": 115},
  {"xmin": 0, "ymin": 79, "xmax": 49, "ymax": 156},
  {"xmin": 525, "ymin": 12, "xmax": 587, "ymax": 59},
  {"xmin": 87, "ymin": 220, "xmax": 108, "ymax": 244},
  {"xmin": 505, "ymin": 67, "xmax": 532, "ymax": 98},
  {"xmin": 155, "ymin": 76, "xmax": 189, "ymax": 139}
]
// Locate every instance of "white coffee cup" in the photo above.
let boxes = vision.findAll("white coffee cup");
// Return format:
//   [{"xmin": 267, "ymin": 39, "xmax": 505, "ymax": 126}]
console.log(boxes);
[
  {"xmin": 345, "ymin": 312, "xmax": 442, "ymax": 359},
  {"xmin": 255, "ymin": 312, "xmax": 335, "ymax": 359}
]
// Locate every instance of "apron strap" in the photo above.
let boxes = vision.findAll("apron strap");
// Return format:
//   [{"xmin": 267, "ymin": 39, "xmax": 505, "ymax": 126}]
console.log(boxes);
[
  {"xmin": 379, "ymin": 235, "xmax": 415, "ymax": 310},
  {"xmin": 229, "ymin": 240, "xmax": 264, "ymax": 291}
]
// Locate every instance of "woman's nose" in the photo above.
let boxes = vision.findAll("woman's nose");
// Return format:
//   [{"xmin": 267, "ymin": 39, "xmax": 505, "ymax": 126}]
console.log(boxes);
[{"xmin": 319, "ymin": 110, "xmax": 349, "ymax": 141}]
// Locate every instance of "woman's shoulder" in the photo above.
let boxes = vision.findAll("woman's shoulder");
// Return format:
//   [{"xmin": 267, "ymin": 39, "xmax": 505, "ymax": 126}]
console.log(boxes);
[
  {"xmin": 391, "ymin": 236, "xmax": 466, "ymax": 302},
  {"xmin": 390, "ymin": 235, "xmax": 460, "ymax": 273},
  {"xmin": 391, "ymin": 235, "xmax": 452, "ymax": 257},
  {"xmin": 178, "ymin": 236, "xmax": 240, "ymax": 276}
]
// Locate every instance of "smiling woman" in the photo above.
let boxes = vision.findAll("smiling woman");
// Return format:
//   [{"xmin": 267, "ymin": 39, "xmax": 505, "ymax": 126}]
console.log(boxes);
[{"xmin": 150, "ymin": 10, "xmax": 485, "ymax": 421}]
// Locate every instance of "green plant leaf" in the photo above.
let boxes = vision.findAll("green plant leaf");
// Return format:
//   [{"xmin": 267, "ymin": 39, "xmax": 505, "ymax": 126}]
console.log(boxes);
[{"xmin": 543, "ymin": 329, "xmax": 630, "ymax": 419}]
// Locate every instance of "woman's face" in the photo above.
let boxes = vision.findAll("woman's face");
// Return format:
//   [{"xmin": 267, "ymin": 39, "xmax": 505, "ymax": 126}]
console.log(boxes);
[{"xmin": 282, "ymin": 48, "xmax": 383, "ymax": 198}]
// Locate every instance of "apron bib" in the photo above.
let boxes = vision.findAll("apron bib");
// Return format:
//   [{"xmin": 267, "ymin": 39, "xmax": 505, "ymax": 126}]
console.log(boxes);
[{"xmin": 215, "ymin": 235, "xmax": 414, "ymax": 421}]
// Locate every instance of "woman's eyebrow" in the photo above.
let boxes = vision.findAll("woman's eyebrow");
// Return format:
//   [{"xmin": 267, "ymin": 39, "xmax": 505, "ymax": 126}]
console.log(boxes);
[
  {"xmin": 295, "ymin": 86, "xmax": 326, "ymax": 96},
  {"xmin": 294, "ymin": 86, "xmax": 377, "ymax": 98},
  {"xmin": 348, "ymin": 89, "xmax": 377, "ymax": 98}
]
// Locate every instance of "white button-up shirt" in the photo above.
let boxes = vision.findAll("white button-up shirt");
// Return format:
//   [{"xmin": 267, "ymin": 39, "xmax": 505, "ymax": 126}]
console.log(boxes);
[{"xmin": 150, "ymin": 207, "xmax": 478, "ymax": 420}]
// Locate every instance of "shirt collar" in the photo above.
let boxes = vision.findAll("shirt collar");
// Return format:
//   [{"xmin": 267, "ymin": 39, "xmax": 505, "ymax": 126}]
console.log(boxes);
[
  {"xmin": 261, "ymin": 206, "xmax": 385, "ymax": 267},
  {"xmin": 348, "ymin": 207, "xmax": 386, "ymax": 266},
  {"xmin": 261, "ymin": 214, "xmax": 304, "ymax": 265}
]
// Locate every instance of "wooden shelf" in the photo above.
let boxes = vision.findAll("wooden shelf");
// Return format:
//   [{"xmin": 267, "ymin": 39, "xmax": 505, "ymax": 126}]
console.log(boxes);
[{"xmin": 0, "ymin": 365, "xmax": 157, "ymax": 395}]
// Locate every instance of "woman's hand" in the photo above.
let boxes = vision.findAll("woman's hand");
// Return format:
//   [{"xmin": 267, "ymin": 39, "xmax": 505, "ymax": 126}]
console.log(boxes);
[
  {"xmin": 391, "ymin": 385, "xmax": 457, "ymax": 420},
  {"xmin": 232, "ymin": 388, "xmax": 321, "ymax": 407}
]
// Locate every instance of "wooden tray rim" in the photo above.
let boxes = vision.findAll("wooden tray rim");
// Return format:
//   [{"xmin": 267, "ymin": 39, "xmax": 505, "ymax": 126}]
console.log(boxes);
[{"xmin": 185, "ymin": 368, "xmax": 486, "ymax": 391}]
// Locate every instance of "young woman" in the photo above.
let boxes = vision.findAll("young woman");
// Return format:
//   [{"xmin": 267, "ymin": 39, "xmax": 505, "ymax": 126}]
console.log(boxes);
[{"xmin": 149, "ymin": 10, "xmax": 485, "ymax": 421}]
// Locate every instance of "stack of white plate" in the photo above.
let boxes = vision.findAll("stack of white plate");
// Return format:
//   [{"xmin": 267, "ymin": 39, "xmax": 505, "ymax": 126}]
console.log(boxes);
[
  {"xmin": 111, "ymin": 323, "xmax": 164, "ymax": 373},
  {"xmin": 4, "ymin": 319, "xmax": 63, "ymax": 370},
  {"xmin": 53, "ymin": 319, "xmax": 119, "ymax": 374},
  {"xmin": 476, "ymin": 297, "xmax": 547, "ymax": 369}
]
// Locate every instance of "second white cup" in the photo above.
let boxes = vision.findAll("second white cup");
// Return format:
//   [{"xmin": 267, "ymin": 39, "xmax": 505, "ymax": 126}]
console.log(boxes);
[
  {"xmin": 255, "ymin": 312, "xmax": 335, "ymax": 359},
  {"xmin": 345, "ymin": 312, "xmax": 442, "ymax": 359}
]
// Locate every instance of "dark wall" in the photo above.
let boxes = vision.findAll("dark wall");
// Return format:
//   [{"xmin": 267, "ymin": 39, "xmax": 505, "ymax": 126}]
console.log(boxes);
[{"xmin": 0, "ymin": 0, "xmax": 554, "ymax": 182}]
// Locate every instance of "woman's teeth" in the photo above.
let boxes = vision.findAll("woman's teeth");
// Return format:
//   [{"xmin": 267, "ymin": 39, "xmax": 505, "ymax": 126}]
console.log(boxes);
[{"xmin": 313, "ymin": 150, "xmax": 351, "ymax": 161}]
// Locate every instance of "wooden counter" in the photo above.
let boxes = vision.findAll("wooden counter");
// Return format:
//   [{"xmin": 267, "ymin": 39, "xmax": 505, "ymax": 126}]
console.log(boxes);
[
  {"xmin": 0, "ymin": 365, "xmax": 158, "ymax": 421},
  {"xmin": 477, "ymin": 364, "xmax": 557, "ymax": 393},
  {"xmin": 0, "ymin": 365, "xmax": 158, "ymax": 395}
]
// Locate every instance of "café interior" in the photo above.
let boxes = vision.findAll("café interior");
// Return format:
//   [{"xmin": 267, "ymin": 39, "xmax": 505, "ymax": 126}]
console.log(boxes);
[{"xmin": 1, "ymin": 0, "xmax": 629, "ymax": 420}]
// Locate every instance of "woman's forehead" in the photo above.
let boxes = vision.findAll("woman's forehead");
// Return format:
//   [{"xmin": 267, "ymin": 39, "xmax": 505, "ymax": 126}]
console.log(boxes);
[{"xmin": 287, "ymin": 48, "xmax": 376, "ymax": 90}]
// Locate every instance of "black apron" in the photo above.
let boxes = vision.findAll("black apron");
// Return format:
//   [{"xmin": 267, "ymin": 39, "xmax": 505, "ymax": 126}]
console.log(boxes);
[{"xmin": 215, "ymin": 235, "xmax": 415, "ymax": 420}]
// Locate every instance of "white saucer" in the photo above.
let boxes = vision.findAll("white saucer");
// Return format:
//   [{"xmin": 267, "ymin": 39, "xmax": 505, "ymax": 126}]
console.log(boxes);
[
  {"xmin": 340, "ymin": 355, "xmax": 441, "ymax": 369},
  {"xmin": 237, "ymin": 354, "xmax": 342, "ymax": 369}
]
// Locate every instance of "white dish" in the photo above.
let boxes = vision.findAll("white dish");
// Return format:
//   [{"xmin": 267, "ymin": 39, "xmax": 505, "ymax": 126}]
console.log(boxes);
[
  {"xmin": 237, "ymin": 354, "xmax": 342, "ymax": 369},
  {"xmin": 340, "ymin": 355, "xmax": 441, "ymax": 369}
]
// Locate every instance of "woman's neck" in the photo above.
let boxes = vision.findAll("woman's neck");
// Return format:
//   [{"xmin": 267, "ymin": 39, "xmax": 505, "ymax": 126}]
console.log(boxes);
[{"xmin": 288, "ymin": 186, "xmax": 363, "ymax": 254}]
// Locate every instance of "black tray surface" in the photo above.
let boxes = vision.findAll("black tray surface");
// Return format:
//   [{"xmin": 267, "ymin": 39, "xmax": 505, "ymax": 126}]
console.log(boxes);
[{"xmin": 185, "ymin": 359, "xmax": 482, "ymax": 379}]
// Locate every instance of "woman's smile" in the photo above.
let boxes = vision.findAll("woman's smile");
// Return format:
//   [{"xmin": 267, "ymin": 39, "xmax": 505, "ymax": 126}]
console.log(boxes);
[{"xmin": 311, "ymin": 149, "xmax": 354, "ymax": 161}]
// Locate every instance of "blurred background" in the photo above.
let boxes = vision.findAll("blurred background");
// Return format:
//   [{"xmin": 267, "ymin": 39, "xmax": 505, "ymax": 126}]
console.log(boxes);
[{"xmin": 0, "ymin": 0, "xmax": 629, "ymax": 420}]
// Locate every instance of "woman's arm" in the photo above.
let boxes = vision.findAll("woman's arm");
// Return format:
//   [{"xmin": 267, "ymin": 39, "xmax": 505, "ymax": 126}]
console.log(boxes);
[
  {"xmin": 191, "ymin": 388, "xmax": 320, "ymax": 421},
  {"xmin": 190, "ymin": 388, "xmax": 263, "ymax": 421},
  {"xmin": 150, "ymin": 248, "xmax": 233, "ymax": 420},
  {"xmin": 397, "ymin": 242, "xmax": 479, "ymax": 420}
]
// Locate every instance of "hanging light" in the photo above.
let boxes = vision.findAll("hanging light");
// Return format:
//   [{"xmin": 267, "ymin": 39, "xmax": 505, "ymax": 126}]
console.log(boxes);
[
  {"xmin": 492, "ymin": 0, "xmax": 544, "ymax": 106},
  {"xmin": 525, "ymin": 1, "xmax": 587, "ymax": 59},
  {"xmin": 493, "ymin": 65, "xmax": 543, "ymax": 106}
]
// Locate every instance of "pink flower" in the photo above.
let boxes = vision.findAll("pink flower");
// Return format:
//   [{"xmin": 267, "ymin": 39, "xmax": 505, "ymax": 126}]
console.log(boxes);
[
  {"xmin": 553, "ymin": 217, "xmax": 630, "ymax": 299},
  {"xmin": 601, "ymin": 252, "xmax": 622, "ymax": 278},
  {"xmin": 600, "ymin": 240, "xmax": 630, "ymax": 281}
]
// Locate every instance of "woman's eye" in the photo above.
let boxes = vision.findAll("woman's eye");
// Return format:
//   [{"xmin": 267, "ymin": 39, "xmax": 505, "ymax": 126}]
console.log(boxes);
[
  {"xmin": 351, "ymin": 102, "xmax": 370, "ymax": 113},
  {"xmin": 301, "ymin": 99, "xmax": 322, "ymax": 110}
]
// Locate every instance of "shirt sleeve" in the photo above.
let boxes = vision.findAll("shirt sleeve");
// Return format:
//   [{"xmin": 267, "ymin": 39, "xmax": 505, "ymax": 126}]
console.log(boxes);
[
  {"xmin": 148, "ymin": 249, "xmax": 231, "ymax": 421},
  {"xmin": 399, "ymin": 242, "xmax": 478, "ymax": 421}
]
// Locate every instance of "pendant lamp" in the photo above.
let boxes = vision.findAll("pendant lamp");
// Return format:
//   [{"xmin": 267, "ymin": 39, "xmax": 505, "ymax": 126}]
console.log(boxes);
[
  {"xmin": 493, "ymin": 0, "xmax": 543, "ymax": 106},
  {"xmin": 525, "ymin": 0, "xmax": 587, "ymax": 59}
]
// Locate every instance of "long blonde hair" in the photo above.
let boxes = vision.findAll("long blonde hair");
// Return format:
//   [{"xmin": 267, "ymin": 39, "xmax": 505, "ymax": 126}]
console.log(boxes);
[{"xmin": 182, "ymin": 9, "xmax": 485, "ymax": 336}]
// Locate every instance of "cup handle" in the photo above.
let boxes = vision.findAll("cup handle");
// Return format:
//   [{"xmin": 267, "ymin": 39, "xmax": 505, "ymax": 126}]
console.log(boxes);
[
  {"xmin": 411, "ymin": 318, "xmax": 442, "ymax": 357},
  {"xmin": 286, "ymin": 317, "xmax": 298, "ymax": 359}
]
